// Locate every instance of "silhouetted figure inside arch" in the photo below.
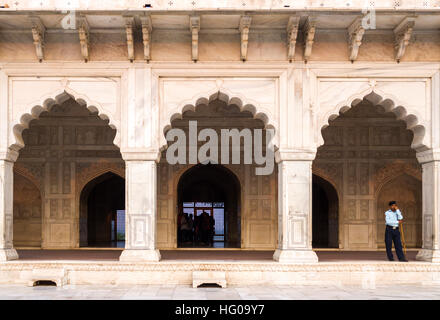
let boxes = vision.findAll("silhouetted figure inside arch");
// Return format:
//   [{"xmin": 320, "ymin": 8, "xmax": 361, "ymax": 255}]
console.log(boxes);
[{"xmin": 177, "ymin": 164, "xmax": 240, "ymax": 248}]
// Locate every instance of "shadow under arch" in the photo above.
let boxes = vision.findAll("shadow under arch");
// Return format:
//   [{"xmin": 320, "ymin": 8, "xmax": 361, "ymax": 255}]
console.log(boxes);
[
  {"xmin": 312, "ymin": 174, "xmax": 339, "ymax": 248},
  {"xmin": 177, "ymin": 163, "xmax": 241, "ymax": 248},
  {"xmin": 10, "ymin": 90, "xmax": 121, "ymax": 153},
  {"xmin": 79, "ymin": 171, "xmax": 125, "ymax": 248},
  {"xmin": 318, "ymin": 91, "xmax": 427, "ymax": 152}
]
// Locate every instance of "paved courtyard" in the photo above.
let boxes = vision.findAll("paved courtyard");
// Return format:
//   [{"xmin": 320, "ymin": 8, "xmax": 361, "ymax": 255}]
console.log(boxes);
[{"xmin": 0, "ymin": 284, "xmax": 439, "ymax": 300}]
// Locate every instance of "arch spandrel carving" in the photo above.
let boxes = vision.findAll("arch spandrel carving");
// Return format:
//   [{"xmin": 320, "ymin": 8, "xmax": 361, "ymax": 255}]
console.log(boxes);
[
  {"xmin": 317, "ymin": 87, "xmax": 430, "ymax": 152},
  {"xmin": 9, "ymin": 79, "xmax": 121, "ymax": 152},
  {"xmin": 312, "ymin": 163, "xmax": 342, "ymax": 196},
  {"xmin": 373, "ymin": 161, "xmax": 422, "ymax": 195},
  {"xmin": 13, "ymin": 163, "xmax": 43, "ymax": 191},
  {"xmin": 159, "ymin": 80, "xmax": 279, "ymax": 152},
  {"xmin": 76, "ymin": 162, "xmax": 125, "ymax": 195}
]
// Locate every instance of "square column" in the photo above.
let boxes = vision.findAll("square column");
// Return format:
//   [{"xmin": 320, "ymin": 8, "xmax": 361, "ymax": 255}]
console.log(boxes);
[
  {"xmin": 416, "ymin": 150, "xmax": 440, "ymax": 263},
  {"xmin": 119, "ymin": 154, "xmax": 160, "ymax": 262},
  {"xmin": 0, "ymin": 151, "xmax": 18, "ymax": 261},
  {"xmin": 273, "ymin": 152, "xmax": 318, "ymax": 263}
]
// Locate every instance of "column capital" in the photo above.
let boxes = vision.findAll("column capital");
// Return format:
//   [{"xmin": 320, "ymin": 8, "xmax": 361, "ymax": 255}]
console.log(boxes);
[
  {"xmin": 0, "ymin": 149, "xmax": 19, "ymax": 162},
  {"xmin": 120, "ymin": 149, "xmax": 160, "ymax": 162},
  {"xmin": 275, "ymin": 149, "xmax": 316, "ymax": 162},
  {"xmin": 416, "ymin": 149, "xmax": 440, "ymax": 164}
]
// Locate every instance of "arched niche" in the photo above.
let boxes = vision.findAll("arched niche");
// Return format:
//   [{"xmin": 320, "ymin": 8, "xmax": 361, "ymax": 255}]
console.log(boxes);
[
  {"xmin": 312, "ymin": 174, "xmax": 339, "ymax": 248},
  {"xmin": 177, "ymin": 164, "xmax": 241, "ymax": 248},
  {"xmin": 79, "ymin": 172, "xmax": 125, "ymax": 247}
]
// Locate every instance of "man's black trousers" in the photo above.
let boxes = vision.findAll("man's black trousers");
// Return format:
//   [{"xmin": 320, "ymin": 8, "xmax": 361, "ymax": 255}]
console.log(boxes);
[{"xmin": 385, "ymin": 225, "xmax": 406, "ymax": 261}]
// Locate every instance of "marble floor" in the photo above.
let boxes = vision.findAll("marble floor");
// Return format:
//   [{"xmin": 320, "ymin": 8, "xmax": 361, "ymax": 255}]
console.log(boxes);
[
  {"xmin": 0, "ymin": 284, "xmax": 439, "ymax": 300},
  {"xmin": 15, "ymin": 249, "xmax": 419, "ymax": 262}
]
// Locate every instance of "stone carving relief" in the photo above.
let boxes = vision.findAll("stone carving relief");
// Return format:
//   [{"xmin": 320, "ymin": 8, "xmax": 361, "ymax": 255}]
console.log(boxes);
[
  {"xmin": 13, "ymin": 173, "xmax": 42, "ymax": 247},
  {"xmin": 373, "ymin": 161, "xmax": 421, "ymax": 192},
  {"xmin": 13, "ymin": 173, "xmax": 41, "ymax": 219},
  {"xmin": 312, "ymin": 163, "xmax": 342, "ymax": 192},
  {"xmin": 13, "ymin": 163, "xmax": 43, "ymax": 190}
]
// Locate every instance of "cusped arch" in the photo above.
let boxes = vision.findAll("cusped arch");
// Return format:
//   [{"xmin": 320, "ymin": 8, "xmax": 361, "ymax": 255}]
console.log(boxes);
[
  {"xmin": 318, "ymin": 89, "xmax": 428, "ymax": 152},
  {"xmin": 10, "ymin": 88, "xmax": 121, "ymax": 152},
  {"xmin": 160, "ymin": 90, "xmax": 278, "ymax": 152}
]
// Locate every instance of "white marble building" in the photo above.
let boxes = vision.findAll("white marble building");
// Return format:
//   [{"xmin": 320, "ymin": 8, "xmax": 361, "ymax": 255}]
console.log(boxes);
[{"xmin": 1, "ymin": 0, "xmax": 440, "ymax": 265}]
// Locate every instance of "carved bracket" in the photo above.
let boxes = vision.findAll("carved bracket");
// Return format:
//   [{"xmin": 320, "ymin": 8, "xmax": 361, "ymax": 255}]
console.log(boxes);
[
  {"xmin": 77, "ymin": 16, "xmax": 90, "ymax": 62},
  {"xmin": 124, "ymin": 16, "xmax": 135, "ymax": 63},
  {"xmin": 29, "ymin": 16, "xmax": 46, "ymax": 63},
  {"xmin": 303, "ymin": 16, "xmax": 316, "ymax": 63},
  {"xmin": 348, "ymin": 17, "xmax": 365, "ymax": 62},
  {"xmin": 394, "ymin": 16, "xmax": 416, "ymax": 63},
  {"xmin": 239, "ymin": 15, "xmax": 252, "ymax": 62},
  {"xmin": 286, "ymin": 16, "xmax": 299, "ymax": 62},
  {"xmin": 190, "ymin": 16, "xmax": 200, "ymax": 62},
  {"xmin": 140, "ymin": 15, "xmax": 152, "ymax": 62}
]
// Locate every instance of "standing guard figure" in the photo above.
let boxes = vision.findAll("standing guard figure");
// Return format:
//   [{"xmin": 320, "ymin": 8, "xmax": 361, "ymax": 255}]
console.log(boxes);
[{"xmin": 384, "ymin": 201, "xmax": 408, "ymax": 262}]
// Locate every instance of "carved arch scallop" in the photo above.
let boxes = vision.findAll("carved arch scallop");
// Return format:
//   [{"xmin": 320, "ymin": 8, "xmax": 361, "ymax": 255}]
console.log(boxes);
[
  {"xmin": 10, "ymin": 88, "xmax": 121, "ymax": 152},
  {"xmin": 160, "ymin": 89, "xmax": 279, "ymax": 152},
  {"xmin": 317, "ymin": 89, "xmax": 429, "ymax": 152}
]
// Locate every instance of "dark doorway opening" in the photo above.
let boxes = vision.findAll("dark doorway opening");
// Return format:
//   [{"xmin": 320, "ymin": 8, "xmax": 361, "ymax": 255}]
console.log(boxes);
[
  {"xmin": 177, "ymin": 164, "xmax": 241, "ymax": 248},
  {"xmin": 79, "ymin": 172, "xmax": 125, "ymax": 248},
  {"xmin": 312, "ymin": 174, "xmax": 339, "ymax": 248}
]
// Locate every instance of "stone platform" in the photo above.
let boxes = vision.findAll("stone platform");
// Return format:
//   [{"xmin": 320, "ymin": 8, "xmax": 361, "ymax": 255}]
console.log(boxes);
[{"xmin": 1, "ymin": 249, "xmax": 439, "ymax": 288}]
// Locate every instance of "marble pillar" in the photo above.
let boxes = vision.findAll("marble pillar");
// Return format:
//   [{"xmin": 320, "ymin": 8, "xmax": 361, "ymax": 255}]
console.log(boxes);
[
  {"xmin": 273, "ymin": 152, "xmax": 318, "ymax": 263},
  {"xmin": 416, "ymin": 149, "xmax": 440, "ymax": 263},
  {"xmin": 0, "ymin": 151, "xmax": 18, "ymax": 261},
  {"xmin": 119, "ymin": 156, "xmax": 161, "ymax": 262}
]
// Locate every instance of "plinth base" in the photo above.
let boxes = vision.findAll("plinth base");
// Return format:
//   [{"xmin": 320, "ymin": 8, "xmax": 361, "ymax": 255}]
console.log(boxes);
[
  {"xmin": 119, "ymin": 249, "xmax": 161, "ymax": 262},
  {"xmin": 416, "ymin": 249, "xmax": 440, "ymax": 263},
  {"xmin": 0, "ymin": 248, "xmax": 18, "ymax": 262},
  {"xmin": 273, "ymin": 249, "xmax": 318, "ymax": 263}
]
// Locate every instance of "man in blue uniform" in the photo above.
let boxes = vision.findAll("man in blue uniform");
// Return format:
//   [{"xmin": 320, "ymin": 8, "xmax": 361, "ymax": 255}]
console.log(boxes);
[{"xmin": 384, "ymin": 201, "xmax": 408, "ymax": 262}]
